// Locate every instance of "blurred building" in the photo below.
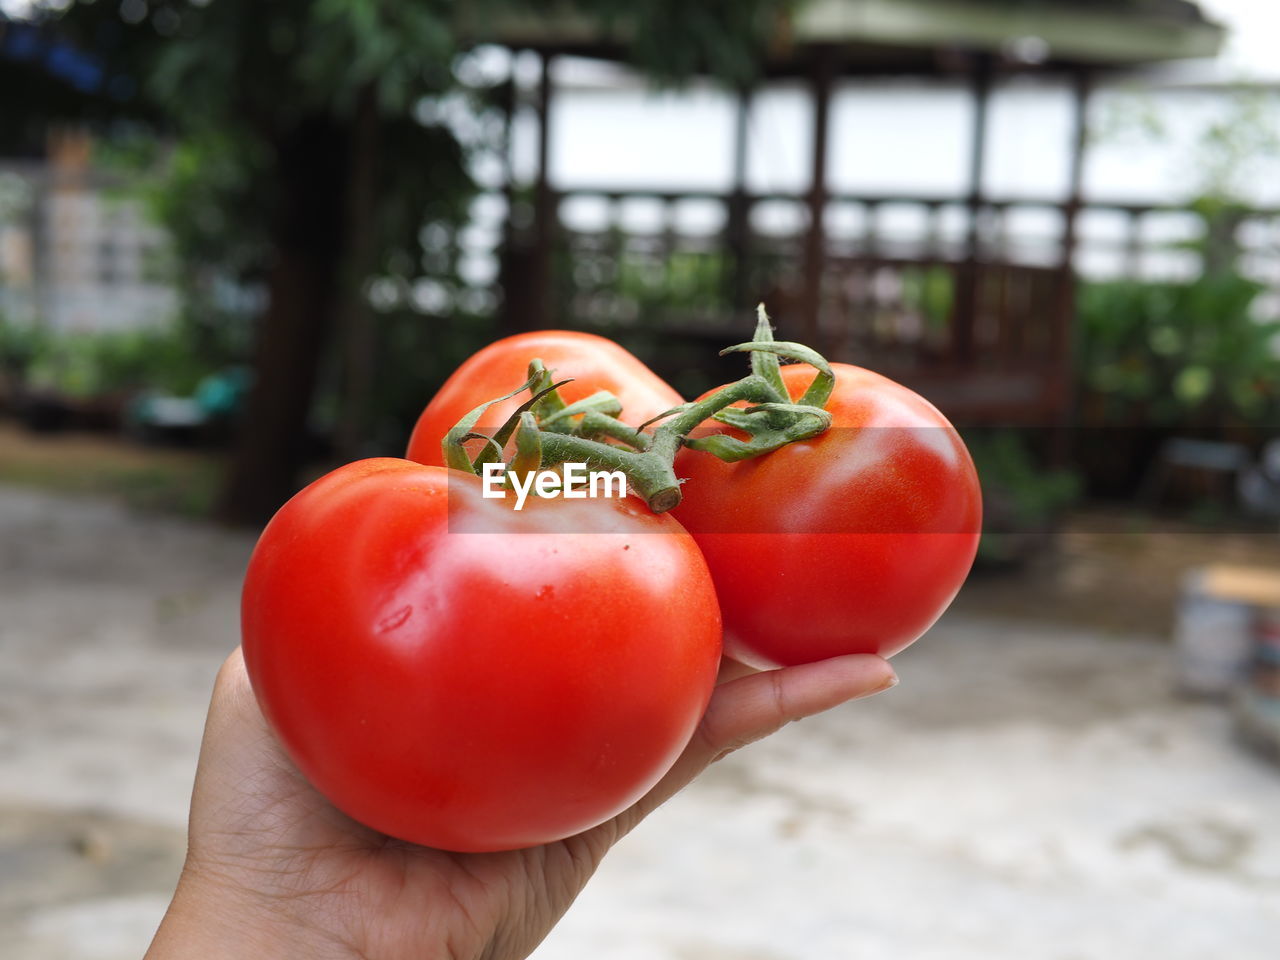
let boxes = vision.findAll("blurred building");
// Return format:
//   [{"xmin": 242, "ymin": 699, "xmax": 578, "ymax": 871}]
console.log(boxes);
[
  {"xmin": 0, "ymin": 127, "xmax": 176, "ymax": 332},
  {"xmin": 1, "ymin": 11, "xmax": 176, "ymax": 334},
  {"xmin": 480, "ymin": 0, "xmax": 1232, "ymax": 426}
]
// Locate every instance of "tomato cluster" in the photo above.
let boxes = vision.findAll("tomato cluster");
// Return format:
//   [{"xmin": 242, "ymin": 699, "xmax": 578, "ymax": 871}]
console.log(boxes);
[{"xmin": 241, "ymin": 326, "xmax": 980, "ymax": 853}]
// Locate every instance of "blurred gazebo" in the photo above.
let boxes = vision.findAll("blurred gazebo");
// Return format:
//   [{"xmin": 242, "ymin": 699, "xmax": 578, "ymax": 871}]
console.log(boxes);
[{"xmin": 476, "ymin": 0, "xmax": 1223, "ymax": 425}]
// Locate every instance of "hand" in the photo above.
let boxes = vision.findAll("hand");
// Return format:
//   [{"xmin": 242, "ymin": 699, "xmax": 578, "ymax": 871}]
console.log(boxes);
[{"xmin": 146, "ymin": 648, "xmax": 896, "ymax": 960}]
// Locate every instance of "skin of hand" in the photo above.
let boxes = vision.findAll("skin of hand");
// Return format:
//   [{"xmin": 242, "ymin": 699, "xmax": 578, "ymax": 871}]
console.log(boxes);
[{"xmin": 146, "ymin": 647, "xmax": 896, "ymax": 960}]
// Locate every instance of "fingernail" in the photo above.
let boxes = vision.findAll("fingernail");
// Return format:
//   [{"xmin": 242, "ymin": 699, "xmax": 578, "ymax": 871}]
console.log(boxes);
[{"xmin": 880, "ymin": 671, "xmax": 900, "ymax": 691}]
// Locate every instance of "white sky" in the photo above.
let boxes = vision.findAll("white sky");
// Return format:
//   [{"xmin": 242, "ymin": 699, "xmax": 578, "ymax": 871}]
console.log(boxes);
[{"xmin": 1194, "ymin": 0, "xmax": 1280, "ymax": 80}]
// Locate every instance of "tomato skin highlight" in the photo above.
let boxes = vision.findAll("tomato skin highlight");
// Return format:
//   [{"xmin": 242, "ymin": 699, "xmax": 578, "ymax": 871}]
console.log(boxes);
[
  {"xmin": 241, "ymin": 459, "xmax": 722, "ymax": 852},
  {"xmin": 672, "ymin": 363, "xmax": 981, "ymax": 667},
  {"xmin": 406, "ymin": 331, "xmax": 682, "ymax": 467}
]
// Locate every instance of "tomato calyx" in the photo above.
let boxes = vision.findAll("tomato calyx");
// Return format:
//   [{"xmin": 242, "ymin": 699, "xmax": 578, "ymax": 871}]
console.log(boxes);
[
  {"xmin": 441, "ymin": 305, "xmax": 836, "ymax": 514},
  {"xmin": 443, "ymin": 373, "xmax": 687, "ymax": 512}
]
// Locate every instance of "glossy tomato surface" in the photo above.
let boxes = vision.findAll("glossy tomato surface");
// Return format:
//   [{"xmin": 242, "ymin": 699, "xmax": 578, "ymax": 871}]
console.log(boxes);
[
  {"xmin": 406, "ymin": 331, "xmax": 682, "ymax": 466},
  {"xmin": 242, "ymin": 459, "xmax": 721, "ymax": 852},
  {"xmin": 673, "ymin": 363, "xmax": 980, "ymax": 667}
]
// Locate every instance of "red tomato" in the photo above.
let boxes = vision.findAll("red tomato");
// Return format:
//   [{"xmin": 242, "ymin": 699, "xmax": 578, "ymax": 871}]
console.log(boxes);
[
  {"xmin": 242, "ymin": 458, "xmax": 721, "ymax": 852},
  {"xmin": 672, "ymin": 363, "xmax": 980, "ymax": 667},
  {"xmin": 407, "ymin": 331, "xmax": 682, "ymax": 466}
]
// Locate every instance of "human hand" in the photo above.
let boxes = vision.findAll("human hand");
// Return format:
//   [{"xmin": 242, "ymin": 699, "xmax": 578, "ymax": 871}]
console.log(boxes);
[{"xmin": 146, "ymin": 648, "xmax": 896, "ymax": 960}]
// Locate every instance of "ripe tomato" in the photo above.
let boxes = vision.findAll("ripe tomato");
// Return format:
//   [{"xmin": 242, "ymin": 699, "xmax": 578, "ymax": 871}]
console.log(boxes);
[
  {"xmin": 242, "ymin": 458, "xmax": 721, "ymax": 852},
  {"xmin": 406, "ymin": 331, "xmax": 682, "ymax": 466},
  {"xmin": 672, "ymin": 363, "xmax": 980, "ymax": 667}
]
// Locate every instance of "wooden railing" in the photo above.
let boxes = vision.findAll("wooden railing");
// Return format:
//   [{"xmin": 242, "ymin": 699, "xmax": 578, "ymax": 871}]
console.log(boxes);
[
  {"xmin": 542, "ymin": 187, "xmax": 1280, "ymax": 283},
  {"xmin": 500, "ymin": 187, "xmax": 1280, "ymax": 422}
]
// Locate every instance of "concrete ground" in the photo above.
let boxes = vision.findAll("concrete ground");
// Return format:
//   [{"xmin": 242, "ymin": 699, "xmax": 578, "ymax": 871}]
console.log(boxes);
[{"xmin": 3, "ymin": 485, "xmax": 1279, "ymax": 960}]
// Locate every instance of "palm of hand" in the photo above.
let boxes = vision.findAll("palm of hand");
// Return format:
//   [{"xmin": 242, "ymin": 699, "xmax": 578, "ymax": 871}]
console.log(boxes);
[{"xmin": 154, "ymin": 648, "xmax": 893, "ymax": 960}]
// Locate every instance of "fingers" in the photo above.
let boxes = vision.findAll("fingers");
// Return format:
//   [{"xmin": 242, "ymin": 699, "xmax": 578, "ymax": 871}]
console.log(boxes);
[
  {"xmin": 617, "ymin": 654, "xmax": 897, "ymax": 832},
  {"xmin": 190, "ymin": 647, "xmax": 302, "ymax": 822},
  {"xmin": 203, "ymin": 647, "xmax": 274, "ymax": 753},
  {"xmin": 699, "ymin": 655, "xmax": 897, "ymax": 763},
  {"xmin": 714, "ymin": 655, "xmax": 760, "ymax": 685},
  {"xmin": 191, "ymin": 648, "xmax": 270, "ymax": 798},
  {"xmin": 210, "ymin": 647, "xmax": 253, "ymax": 722}
]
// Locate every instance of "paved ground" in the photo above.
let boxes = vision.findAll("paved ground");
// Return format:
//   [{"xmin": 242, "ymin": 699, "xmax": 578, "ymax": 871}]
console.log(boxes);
[{"xmin": 3, "ymin": 485, "xmax": 1279, "ymax": 960}]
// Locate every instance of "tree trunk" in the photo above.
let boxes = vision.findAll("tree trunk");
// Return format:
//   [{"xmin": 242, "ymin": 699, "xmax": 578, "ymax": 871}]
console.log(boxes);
[
  {"xmin": 334, "ymin": 83, "xmax": 382, "ymax": 462},
  {"xmin": 217, "ymin": 116, "xmax": 350, "ymax": 526}
]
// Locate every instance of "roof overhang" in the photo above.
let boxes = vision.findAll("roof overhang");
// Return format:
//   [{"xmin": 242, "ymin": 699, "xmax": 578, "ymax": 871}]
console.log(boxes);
[
  {"xmin": 793, "ymin": 0, "xmax": 1224, "ymax": 67},
  {"xmin": 470, "ymin": 0, "xmax": 1225, "ymax": 75}
]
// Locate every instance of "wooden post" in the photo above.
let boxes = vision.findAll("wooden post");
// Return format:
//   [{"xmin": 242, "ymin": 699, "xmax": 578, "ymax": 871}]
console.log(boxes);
[
  {"xmin": 495, "ymin": 63, "xmax": 524, "ymax": 337},
  {"xmin": 725, "ymin": 84, "xmax": 753, "ymax": 312},
  {"xmin": 498, "ymin": 67, "xmax": 516, "ymax": 243},
  {"xmin": 954, "ymin": 53, "xmax": 993, "ymax": 366},
  {"xmin": 1060, "ymin": 70, "xmax": 1091, "ymax": 278},
  {"xmin": 1125, "ymin": 207, "xmax": 1144, "ymax": 278},
  {"xmin": 1054, "ymin": 70, "xmax": 1092, "ymax": 411},
  {"xmin": 530, "ymin": 51, "xmax": 556, "ymax": 331},
  {"xmin": 494, "ymin": 59, "xmax": 535, "ymax": 337},
  {"xmin": 801, "ymin": 48, "xmax": 835, "ymax": 348},
  {"xmin": 335, "ymin": 82, "xmax": 381, "ymax": 462},
  {"xmin": 1049, "ymin": 68, "xmax": 1092, "ymax": 463}
]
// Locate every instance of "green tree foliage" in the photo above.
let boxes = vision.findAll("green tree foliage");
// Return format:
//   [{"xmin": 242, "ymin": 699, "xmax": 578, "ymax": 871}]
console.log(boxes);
[
  {"xmin": 1083, "ymin": 84, "xmax": 1280, "ymax": 433},
  {"xmin": 45, "ymin": 0, "xmax": 477, "ymax": 300},
  {"xmin": 1077, "ymin": 274, "xmax": 1280, "ymax": 430},
  {"xmin": 6, "ymin": 0, "xmax": 787, "ymax": 521}
]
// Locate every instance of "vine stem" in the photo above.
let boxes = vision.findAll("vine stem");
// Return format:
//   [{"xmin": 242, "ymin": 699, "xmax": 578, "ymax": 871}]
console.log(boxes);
[
  {"xmin": 535, "ymin": 433, "xmax": 683, "ymax": 512},
  {"xmin": 646, "ymin": 376, "xmax": 780, "ymax": 462},
  {"xmin": 442, "ymin": 311, "xmax": 837, "ymax": 513}
]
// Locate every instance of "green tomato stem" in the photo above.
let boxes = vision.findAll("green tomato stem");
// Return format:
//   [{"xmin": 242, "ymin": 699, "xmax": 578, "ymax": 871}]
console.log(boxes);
[
  {"xmin": 441, "ymin": 307, "xmax": 838, "ymax": 513},
  {"xmin": 749, "ymin": 304, "xmax": 789, "ymax": 401},
  {"xmin": 578, "ymin": 411, "xmax": 652, "ymax": 451},
  {"xmin": 645, "ymin": 376, "xmax": 780, "ymax": 463},
  {"xmin": 535, "ymin": 432, "xmax": 683, "ymax": 513}
]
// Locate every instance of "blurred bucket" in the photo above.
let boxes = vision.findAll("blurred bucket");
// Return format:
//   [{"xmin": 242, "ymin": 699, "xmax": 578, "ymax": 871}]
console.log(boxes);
[
  {"xmin": 1173, "ymin": 570, "xmax": 1255, "ymax": 697},
  {"xmin": 1257, "ymin": 608, "xmax": 1280, "ymax": 659},
  {"xmin": 1253, "ymin": 608, "xmax": 1280, "ymax": 699}
]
